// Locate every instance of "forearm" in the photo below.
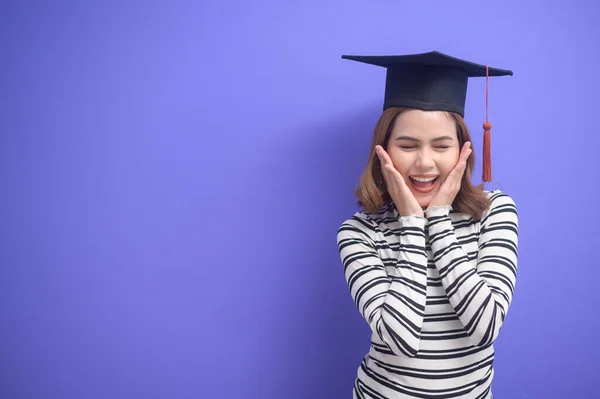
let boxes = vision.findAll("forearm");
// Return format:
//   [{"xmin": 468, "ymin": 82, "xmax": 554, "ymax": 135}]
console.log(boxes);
[
  {"xmin": 338, "ymin": 216, "xmax": 428, "ymax": 356},
  {"xmin": 376, "ymin": 216, "xmax": 428, "ymax": 356},
  {"xmin": 425, "ymin": 204, "xmax": 518, "ymax": 346}
]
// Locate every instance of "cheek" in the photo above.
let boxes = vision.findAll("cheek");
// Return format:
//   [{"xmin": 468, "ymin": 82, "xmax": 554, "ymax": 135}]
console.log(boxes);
[
  {"xmin": 388, "ymin": 151, "xmax": 411, "ymax": 174},
  {"xmin": 437, "ymin": 151, "xmax": 460, "ymax": 174}
]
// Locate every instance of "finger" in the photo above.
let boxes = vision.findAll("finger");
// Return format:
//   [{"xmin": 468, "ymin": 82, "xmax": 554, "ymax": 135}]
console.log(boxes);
[
  {"xmin": 377, "ymin": 147, "xmax": 396, "ymax": 176},
  {"xmin": 376, "ymin": 147, "xmax": 390, "ymax": 178},
  {"xmin": 384, "ymin": 164, "xmax": 401, "ymax": 180},
  {"xmin": 455, "ymin": 142, "xmax": 472, "ymax": 170},
  {"xmin": 441, "ymin": 153, "xmax": 468, "ymax": 187},
  {"xmin": 447, "ymin": 156, "xmax": 469, "ymax": 184},
  {"xmin": 378, "ymin": 147, "xmax": 411, "ymax": 192},
  {"xmin": 451, "ymin": 158, "xmax": 467, "ymax": 178},
  {"xmin": 377, "ymin": 150, "xmax": 395, "ymax": 188},
  {"xmin": 460, "ymin": 142, "xmax": 472, "ymax": 162},
  {"xmin": 375, "ymin": 146, "xmax": 385, "ymax": 166},
  {"xmin": 385, "ymin": 164, "xmax": 412, "ymax": 192},
  {"xmin": 375, "ymin": 145, "xmax": 387, "ymax": 165},
  {"xmin": 376, "ymin": 145, "xmax": 395, "ymax": 165}
]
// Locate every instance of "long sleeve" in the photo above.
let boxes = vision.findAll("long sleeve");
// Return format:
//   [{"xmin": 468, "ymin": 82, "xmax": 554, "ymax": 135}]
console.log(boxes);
[
  {"xmin": 337, "ymin": 214, "xmax": 428, "ymax": 357},
  {"xmin": 425, "ymin": 192, "xmax": 519, "ymax": 347}
]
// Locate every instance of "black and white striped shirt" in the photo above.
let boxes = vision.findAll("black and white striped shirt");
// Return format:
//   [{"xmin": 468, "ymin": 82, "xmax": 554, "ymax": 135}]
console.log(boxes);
[{"xmin": 336, "ymin": 190, "xmax": 519, "ymax": 399}]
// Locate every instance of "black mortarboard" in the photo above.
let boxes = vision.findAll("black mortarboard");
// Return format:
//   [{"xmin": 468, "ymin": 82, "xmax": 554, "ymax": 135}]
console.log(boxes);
[
  {"xmin": 341, "ymin": 50, "xmax": 513, "ymax": 182},
  {"xmin": 341, "ymin": 50, "xmax": 513, "ymax": 117}
]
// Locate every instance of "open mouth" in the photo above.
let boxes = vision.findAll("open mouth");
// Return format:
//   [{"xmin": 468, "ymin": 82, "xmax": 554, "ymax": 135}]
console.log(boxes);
[{"xmin": 409, "ymin": 176, "xmax": 439, "ymax": 193}]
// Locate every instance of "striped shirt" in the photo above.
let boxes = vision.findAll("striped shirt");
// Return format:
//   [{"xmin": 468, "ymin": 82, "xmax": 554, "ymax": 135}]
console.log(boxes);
[{"xmin": 336, "ymin": 190, "xmax": 519, "ymax": 399}]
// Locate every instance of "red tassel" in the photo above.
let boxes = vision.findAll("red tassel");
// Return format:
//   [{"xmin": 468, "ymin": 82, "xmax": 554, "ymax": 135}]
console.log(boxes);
[
  {"xmin": 482, "ymin": 65, "xmax": 492, "ymax": 183},
  {"xmin": 482, "ymin": 122, "xmax": 492, "ymax": 182}
]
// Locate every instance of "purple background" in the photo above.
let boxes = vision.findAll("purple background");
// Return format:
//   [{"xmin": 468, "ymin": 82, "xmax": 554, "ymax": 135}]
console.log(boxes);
[{"xmin": 1, "ymin": 1, "xmax": 599, "ymax": 398}]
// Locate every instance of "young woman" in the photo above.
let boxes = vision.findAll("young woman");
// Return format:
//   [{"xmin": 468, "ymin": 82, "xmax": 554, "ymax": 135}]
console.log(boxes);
[{"xmin": 336, "ymin": 51, "xmax": 519, "ymax": 398}]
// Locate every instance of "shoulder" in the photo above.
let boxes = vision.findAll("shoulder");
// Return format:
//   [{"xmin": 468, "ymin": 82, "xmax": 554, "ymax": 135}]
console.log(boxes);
[
  {"xmin": 485, "ymin": 189, "xmax": 516, "ymax": 205},
  {"xmin": 336, "ymin": 203, "xmax": 395, "ymax": 245},
  {"xmin": 481, "ymin": 189, "xmax": 519, "ymax": 223}
]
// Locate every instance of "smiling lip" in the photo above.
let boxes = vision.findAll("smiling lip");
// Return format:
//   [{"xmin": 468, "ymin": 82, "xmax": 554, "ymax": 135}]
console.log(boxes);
[{"xmin": 409, "ymin": 175, "xmax": 439, "ymax": 193}]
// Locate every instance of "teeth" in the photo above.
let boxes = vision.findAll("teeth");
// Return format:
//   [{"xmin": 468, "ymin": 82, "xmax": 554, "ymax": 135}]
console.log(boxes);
[{"xmin": 411, "ymin": 176, "xmax": 437, "ymax": 182}]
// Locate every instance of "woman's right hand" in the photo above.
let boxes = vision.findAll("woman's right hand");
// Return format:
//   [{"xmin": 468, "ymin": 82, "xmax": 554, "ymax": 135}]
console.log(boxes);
[{"xmin": 375, "ymin": 145, "xmax": 424, "ymax": 218}]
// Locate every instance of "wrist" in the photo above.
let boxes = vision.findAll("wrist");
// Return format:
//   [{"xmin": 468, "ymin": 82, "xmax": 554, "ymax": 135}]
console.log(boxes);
[
  {"xmin": 397, "ymin": 207, "xmax": 424, "ymax": 218},
  {"xmin": 425, "ymin": 205, "xmax": 452, "ymax": 218},
  {"xmin": 399, "ymin": 214, "xmax": 427, "ymax": 228}
]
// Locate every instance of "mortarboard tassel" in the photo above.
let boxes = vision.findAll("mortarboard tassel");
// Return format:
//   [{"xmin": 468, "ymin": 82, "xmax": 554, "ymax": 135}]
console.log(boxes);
[{"xmin": 482, "ymin": 65, "xmax": 492, "ymax": 182}]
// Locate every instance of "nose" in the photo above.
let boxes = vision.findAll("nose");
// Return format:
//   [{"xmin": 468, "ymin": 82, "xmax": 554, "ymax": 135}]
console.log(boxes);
[{"xmin": 415, "ymin": 147, "xmax": 436, "ymax": 170}]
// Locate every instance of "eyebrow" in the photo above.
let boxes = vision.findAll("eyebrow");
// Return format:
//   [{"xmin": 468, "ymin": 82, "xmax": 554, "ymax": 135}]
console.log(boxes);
[{"xmin": 394, "ymin": 135, "xmax": 455, "ymax": 142}]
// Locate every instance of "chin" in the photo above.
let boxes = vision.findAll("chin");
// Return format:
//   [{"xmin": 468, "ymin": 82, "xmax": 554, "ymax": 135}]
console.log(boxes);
[
  {"xmin": 408, "ymin": 181, "xmax": 440, "ymax": 209},
  {"xmin": 413, "ymin": 192, "xmax": 436, "ymax": 208},
  {"xmin": 417, "ymin": 199, "xmax": 432, "ymax": 208}
]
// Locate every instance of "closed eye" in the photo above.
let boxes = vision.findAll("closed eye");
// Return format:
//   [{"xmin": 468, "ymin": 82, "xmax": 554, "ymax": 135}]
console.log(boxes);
[{"xmin": 400, "ymin": 145, "xmax": 451, "ymax": 150}]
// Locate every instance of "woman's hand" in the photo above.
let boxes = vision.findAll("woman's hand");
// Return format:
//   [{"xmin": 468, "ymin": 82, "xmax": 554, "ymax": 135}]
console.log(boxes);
[
  {"xmin": 427, "ymin": 142, "xmax": 472, "ymax": 209},
  {"xmin": 375, "ymin": 145, "xmax": 424, "ymax": 218}
]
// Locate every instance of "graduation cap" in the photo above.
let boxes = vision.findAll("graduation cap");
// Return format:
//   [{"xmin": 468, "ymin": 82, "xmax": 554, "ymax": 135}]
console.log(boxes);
[{"xmin": 341, "ymin": 50, "xmax": 513, "ymax": 182}]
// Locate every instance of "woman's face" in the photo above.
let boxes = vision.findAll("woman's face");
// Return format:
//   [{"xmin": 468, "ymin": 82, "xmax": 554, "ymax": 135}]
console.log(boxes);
[{"xmin": 385, "ymin": 109, "xmax": 461, "ymax": 208}]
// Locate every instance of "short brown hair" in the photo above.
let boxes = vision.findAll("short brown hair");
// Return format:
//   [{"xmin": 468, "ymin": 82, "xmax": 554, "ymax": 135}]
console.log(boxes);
[{"xmin": 354, "ymin": 107, "xmax": 492, "ymax": 220}]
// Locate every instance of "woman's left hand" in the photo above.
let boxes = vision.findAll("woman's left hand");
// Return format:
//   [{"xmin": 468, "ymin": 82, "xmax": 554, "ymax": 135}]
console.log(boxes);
[{"xmin": 427, "ymin": 142, "xmax": 472, "ymax": 208}]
